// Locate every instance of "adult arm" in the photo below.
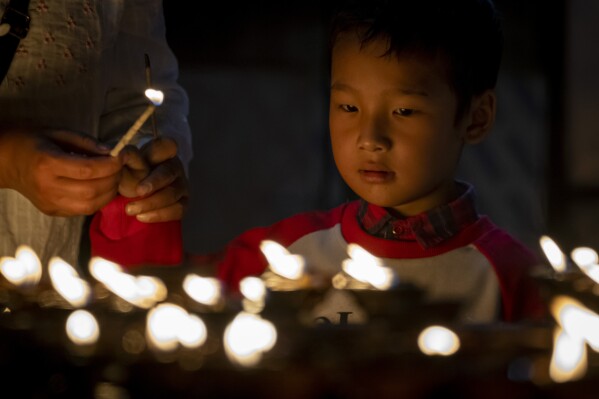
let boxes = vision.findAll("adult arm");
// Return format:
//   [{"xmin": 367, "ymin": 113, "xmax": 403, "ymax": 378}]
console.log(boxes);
[
  {"xmin": 0, "ymin": 127, "xmax": 123, "ymax": 216},
  {"xmin": 99, "ymin": 0, "xmax": 192, "ymax": 222}
]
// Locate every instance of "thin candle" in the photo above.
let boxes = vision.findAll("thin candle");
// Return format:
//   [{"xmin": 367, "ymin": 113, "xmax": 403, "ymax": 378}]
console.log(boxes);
[
  {"xmin": 145, "ymin": 53, "xmax": 159, "ymax": 138},
  {"xmin": 110, "ymin": 88, "xmax": 164, "ymax": 157}
]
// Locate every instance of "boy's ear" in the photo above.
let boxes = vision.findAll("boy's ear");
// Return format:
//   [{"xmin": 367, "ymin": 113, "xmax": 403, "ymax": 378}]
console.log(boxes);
[{"xmin": 464, "ymin": 90, "xmax": 496, "ymax": 144}]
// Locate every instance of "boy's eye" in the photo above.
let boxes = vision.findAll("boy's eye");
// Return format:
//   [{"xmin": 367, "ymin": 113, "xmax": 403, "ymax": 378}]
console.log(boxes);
[
  {"xmin": 394, "ymin": 108, "xmax": 414, "ymax": 116},
  {"xmin": 340, "ymin": 104, "xmax": 358, "ymax": 113}
]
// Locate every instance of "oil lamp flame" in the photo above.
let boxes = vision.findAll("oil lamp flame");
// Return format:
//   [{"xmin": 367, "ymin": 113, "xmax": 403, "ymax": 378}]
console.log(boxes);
[
  {"xmin": 417, "ymin": 325, "xmax": 460, "ymax": 356},
  {"xmin": 182, "ymin": 274, "xmax": 222, "ymax": 306},
  {"xmin": 550, "ymin": 295, "xmax": 599, "ymax": 351},
  {"xmin": 146, "ymin": 303, "xmax": 207, "ymax": 351},
  {"xmin": 549, "ymin": 326, "xmax": 587, "ymax": 383},
  {"xmin": 260, "ymin": 240, "xmax": 305, "ymax": 280},
  {"xmin": 0, "ymin": 245, "xmax": 42, "ymax": 286},
  {"xmin": 571, "ymin": 247, "xmax": 598, "ymax": 267},
  {"xmin": 342, "ymin": 243, "xmax": 395, "ymax": 290},
  {"xmin": 539, "ymin": 235, "xmax": 567, "ymax": 273},
  {"xmin": 49, "ymin": 257, "xmax": 91, "ymax": 307},
  {"xmin": 223, "ymin": 312, "xmax": 277, "ymax": 367},
  {"xmin": 66, "ymin": 309, "xmax": 100, "ymax": 345},
  {"xmin": 571, "ymin": 247, "xmax": 599, "ymax": 284},
  {"xmin": 240, "ymin": 277, "xmax": 266, "ymax": 303},
  {"xmin": 239, "ymin": 276, "xmax": 267, "ymax": 313},
  {"xmin": 89, "ymin": 257, "xmax": 166, "ymax": 308}
]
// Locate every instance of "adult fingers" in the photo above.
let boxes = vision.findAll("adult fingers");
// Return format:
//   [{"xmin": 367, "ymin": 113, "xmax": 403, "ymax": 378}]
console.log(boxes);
[
  {"xmin": 41, "ymin": 152, "xmax": 123, "ymax": 181},
  {"xmin": 126, "ymin": 179, "xmax": 187, "ymax": 215},
  {"xmin": 48, "ymin": 130, "xmax": 111, "ymax": 156},
  {"xmin": 36, "ymin": 177, "xmax": 119, "ymax": 216},
  {"xmin": 142, "ymin": 137, "xmax": 178, "ymax": 165},
  {"xmin": 136, "ymin": 156, "xmax": 184, "ymax": 196}
]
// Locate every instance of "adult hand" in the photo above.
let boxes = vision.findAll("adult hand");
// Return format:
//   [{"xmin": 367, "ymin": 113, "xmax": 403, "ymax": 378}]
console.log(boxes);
[
  {"xmin": 118, "ymin": 144, "xmax": 150, "ymax": 198},
  {"xmin": 123, "ymin": 137, "xmax": 189, "ymax": 223},
  {"xmin": 0, "ymin": 127, "xmax": 124, "ymax": 216}
]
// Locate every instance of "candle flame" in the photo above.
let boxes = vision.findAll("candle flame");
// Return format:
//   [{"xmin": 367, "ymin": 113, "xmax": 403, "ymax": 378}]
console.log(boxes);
[
  {"xmin": 223, "ymin": 311, "xmax": 277, "ymax": 367},
  {"xmin": 182, "ymin": 274, "xmax": 222, "ymax": 306},
  {"xmin": 0, "ymin": 245, "xmax": 42, "ymax": 286},
  {"xmin": 49, "ymin": 257, "xmax": 91, "ymax": 308},
  {"xmin": 145, "ymin": 89, "xmax": 164, "ymax": 106},
  {"xmin": 66, "ymin": 310, "xmax": 100, "ymax": 345},
  {"xmin": 417, "ymin": 325, "xmax": 460, "ymax": 356},
  {"xmin": 260, "ymin": 240, "xmax": 305, "ymax": 280},
  {"xmin": 539, "ymin": 235, "xmax": 567, "ymax": 272},
  {"xmin": 342, "ymin": 243, "xmax": 396, "ymax": 290}
]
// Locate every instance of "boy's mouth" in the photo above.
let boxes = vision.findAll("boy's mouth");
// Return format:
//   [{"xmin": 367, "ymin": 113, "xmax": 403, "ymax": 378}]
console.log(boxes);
[{"xmin": 359, "ymin": 169, "xmax": 394, "ymax": 183}]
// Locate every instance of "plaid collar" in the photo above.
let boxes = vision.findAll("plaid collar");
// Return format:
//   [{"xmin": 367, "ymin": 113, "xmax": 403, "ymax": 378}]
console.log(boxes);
[{"xmin": 357, "ymin": 181, "xmax": 479, "ymax": 248}]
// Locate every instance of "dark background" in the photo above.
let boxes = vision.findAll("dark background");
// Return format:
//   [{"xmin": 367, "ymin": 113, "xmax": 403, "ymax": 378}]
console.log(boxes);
[{"xmin": 161, "ymin": 0, "xmax": 599, "ymax": 259}]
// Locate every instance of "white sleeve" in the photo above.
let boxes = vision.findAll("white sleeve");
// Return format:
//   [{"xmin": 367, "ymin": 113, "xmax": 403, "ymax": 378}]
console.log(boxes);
[{"xmin": 98, "ymin": 0, "xmax": 193, "ymax": 173}]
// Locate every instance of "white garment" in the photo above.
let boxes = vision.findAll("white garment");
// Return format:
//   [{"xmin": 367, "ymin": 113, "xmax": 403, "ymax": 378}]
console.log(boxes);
[{"xmin": 0, "ymin": 0, "xmax": 192, "ymax": 268}]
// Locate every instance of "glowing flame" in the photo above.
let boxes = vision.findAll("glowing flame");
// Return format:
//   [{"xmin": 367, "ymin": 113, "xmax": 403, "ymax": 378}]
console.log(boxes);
[
  {"xmin": 48, "ymin": 257, "xmax": 91, "ymax": 307},
  {"xmin": 571, "ymin": 247, "xmax": 599, "ymax": 267},
  {"xmin": 342, "ymin": 243, "xmax": 395, "ymax": 290},
  {"xmin": 89, "ymin": 257, "xmax": 166, "ymax": 309},
  {"xmin": 260, "ymin": 240, "xmax": 305, "ymax": 280},
  {"xmin": 146, "ymin": 303, "xmax": 207, "ymax": 351},
  {"xmin": 0, "ymin": 245, "xmax": 42, "ymax": 286},
  {"xmin": 144, "ymin": 89, "xmax": 164, "ymax": 106},
  {"xmin": 223, "ymin": 312, "xmax": 277, "ymax": 367},
  {"xmin": 570, "ymin": 247, "xmax": 599, "ymax": 284},
  {"xmin": 239, "ymin": 276, "xmax": 267, "ymax": 313},
  {"xmin": 66, "ymin": 310, "xmax": 100, "ymax": 345},
  {"xmin": 240, "ymin": 277, "xmax": 267, "ymax": 303},
  {"xmin": 539, "ymin": 235, "xmax": 567, "ymax": 273},
  {"xmin": 549, "ymin": 326, "xmax": 587, "ymax": 383},
  {"xmin": 550, "ymin": 295, "xmax": 599, "ymax": 351},
  {"xmin": 182, "ymin": 274, "xmax": 222, "ymax": 306},
  {"xmin": 417, "ymin": 325, "xmax": 460, "ymax": 356}
]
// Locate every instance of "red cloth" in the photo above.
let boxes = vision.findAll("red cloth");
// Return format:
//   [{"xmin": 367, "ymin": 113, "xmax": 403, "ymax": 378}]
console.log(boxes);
[
  {"xmin": 216, "ymin": 200, "xmax": 548, "ymax": 323},
  {"xmin": 90, "ymin": 195, "xmax": 183, "ymax": 268}
]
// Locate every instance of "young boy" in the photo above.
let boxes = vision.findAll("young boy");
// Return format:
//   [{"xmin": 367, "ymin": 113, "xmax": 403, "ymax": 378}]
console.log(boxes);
[{"xmin": 214, "ymin": 0, "xmax": 547, "ymax": 324}]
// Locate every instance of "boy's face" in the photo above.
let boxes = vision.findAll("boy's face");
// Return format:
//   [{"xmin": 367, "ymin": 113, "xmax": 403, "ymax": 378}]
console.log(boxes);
[{"xmin": 329, "ymin": 35, "xmax": 472, "ymax": 216}]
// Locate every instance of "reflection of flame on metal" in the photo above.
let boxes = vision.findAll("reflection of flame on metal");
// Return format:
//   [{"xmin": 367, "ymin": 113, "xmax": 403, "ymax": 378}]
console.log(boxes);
[
  {"xmin": 89, "ymin": 257, "xmax": 166, "ymax": 309},
  {"xmin": 239, "ymin": 277, "xmax": 266, "ymax": 313},
  {"xmin": 66, "ymin": 309, "xmax": 100, "ymax": 345},
  {"xmin": 223, "ymin": 312, "xmax": 277, "ymax": 367},
  {"xmin": 540, "ymin": 235, "xmax": 567, "ymax": 273},
  {"xmin": 260, "ymin": 240, "xmax": 305, "ymax": 280},
  {"xmin": 0, "ymin": 245, "xmax": 42, "ymax": 287},
  {"xmin": 146, "ymin": 303, "xmax": 207, "ymax": 352},
  {"xmin": 571, "ymin": 247, "xmax": 599, "ymax": 284},
  {"xmin": 336, "ymin": 243, "xmax": 396, "ymax": 290},
  {"xmin": 49, "ymin": 257, "xmax": 91, "ymax": 308},
  {"xmin": 183, "ymin": 274, "xmax": 222, "ymax": 306},
  {"xmin": 417, "ymin": 325, "xmax": 460, "ymax": 356}
]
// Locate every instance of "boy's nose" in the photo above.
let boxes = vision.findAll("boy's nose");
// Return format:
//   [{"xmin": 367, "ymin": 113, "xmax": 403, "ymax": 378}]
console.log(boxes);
[{"xmin": 357, "ymin": 118, "xmax": 391, "ymax": 152}]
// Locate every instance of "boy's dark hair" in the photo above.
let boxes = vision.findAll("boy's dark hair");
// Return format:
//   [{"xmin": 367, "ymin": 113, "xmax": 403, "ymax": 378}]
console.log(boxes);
[{"xmin": 329, "ymin": 0, "xmax": 503, "ymax": 122}]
